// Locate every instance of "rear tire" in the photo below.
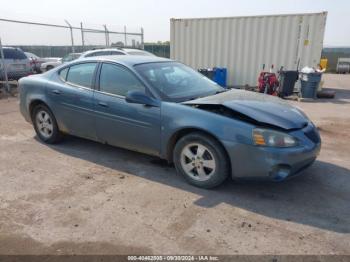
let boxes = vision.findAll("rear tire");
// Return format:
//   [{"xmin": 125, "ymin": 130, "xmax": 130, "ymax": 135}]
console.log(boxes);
[
  {"xmin": 173, "ymin": 132, "xmax": 229, "ymax": 188},
  {"xmin": 32, "ymin": 104, "xmax": 62, "ymax": 144}
]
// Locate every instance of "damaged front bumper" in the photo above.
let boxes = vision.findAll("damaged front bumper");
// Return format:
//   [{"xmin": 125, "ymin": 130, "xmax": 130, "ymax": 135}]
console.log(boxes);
[{"xmin": 222, "ymin": 123, "xmax": 321, "ymax": 181}]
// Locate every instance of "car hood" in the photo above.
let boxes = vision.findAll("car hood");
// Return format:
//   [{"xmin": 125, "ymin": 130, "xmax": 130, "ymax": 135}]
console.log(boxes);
[{"xmin": 183, "ymin": 89, "xmax": 308, "ymax": 130}]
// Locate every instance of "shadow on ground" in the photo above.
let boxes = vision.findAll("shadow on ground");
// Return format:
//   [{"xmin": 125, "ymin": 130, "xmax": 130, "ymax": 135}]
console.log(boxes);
[
  {"xmin": 47, "ymin": 135, "xmax": 350, "ymax": 234},
  {"xmin": 318, "ymin": 87, "xmax": 350, "ymax": 104}
]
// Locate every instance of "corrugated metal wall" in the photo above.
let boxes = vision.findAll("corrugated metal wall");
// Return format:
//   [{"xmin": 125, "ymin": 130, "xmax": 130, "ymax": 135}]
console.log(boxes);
[{"xmin": 170, "ymin": 12, "xmax": 327, "ymax": 87}]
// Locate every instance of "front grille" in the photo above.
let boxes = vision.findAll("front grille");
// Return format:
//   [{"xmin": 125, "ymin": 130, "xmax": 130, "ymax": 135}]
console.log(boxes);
[{"xmin": 304, "ymin": 125, "xmax": 320, "ymax": 144}]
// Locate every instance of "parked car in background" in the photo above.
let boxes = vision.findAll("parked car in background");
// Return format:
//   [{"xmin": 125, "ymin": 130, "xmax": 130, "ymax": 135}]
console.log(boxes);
[
  {"xmin": 79, "ymin": 48, "xmax": 155, "ymax": 58},
  {"xmin": 40, "ymin": 49, "xmax": 154, "ymax": 72},
  {"xmin": 0, "ymin": 47, "xmax": 32, "ymax": 80},
  {"xmin": 25, "ymin": 52, "xmax": 61, "ymax": 73},
  {"xmin": 79, "ymin": 48, "xmax": 126, "ymax": 58},
  {"xmin": 40, "ymin": 60, "xmax": 61, "ymax": 73},
  {"xmin": 336, "ymin": 58, "xmax": 350, "ymax": 74},
  {"xmin": 121, "ymin": 48, "xmax": 155, "ymax": 56},
  {"xmin": 40, "ymin": 53, "xmax": 81, "ymax": 72},
  {"xmin": 19, "ymin": 56, "xmax": 321, "ymax": 189}
]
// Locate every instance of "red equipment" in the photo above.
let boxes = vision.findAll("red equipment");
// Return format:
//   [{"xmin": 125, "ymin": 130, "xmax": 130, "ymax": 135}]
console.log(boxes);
[{"xmin": 258, "ymin": 64, "xmax": 279, "ymax": 95}]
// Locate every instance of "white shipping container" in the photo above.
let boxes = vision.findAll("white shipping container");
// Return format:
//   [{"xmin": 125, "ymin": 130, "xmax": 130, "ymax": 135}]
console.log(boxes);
[{"xmin": 170, "ymin": 12, "xmax": 327, "ymax": 87}]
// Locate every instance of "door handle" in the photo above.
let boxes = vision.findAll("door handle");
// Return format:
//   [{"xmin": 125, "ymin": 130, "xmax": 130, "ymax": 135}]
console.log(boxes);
[
  {"xmin": 97, "ymin": 101, "xmax": 108, "ymax": 108},
  {"xmin": 52, "ymin": 89, "xmax": 61, "ymax": 95}
]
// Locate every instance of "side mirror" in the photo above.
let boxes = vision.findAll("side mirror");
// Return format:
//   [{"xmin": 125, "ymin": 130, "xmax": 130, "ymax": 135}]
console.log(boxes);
[{"xmin": 125, "ymin": 90, "xmax": 160, "ymax": 107}]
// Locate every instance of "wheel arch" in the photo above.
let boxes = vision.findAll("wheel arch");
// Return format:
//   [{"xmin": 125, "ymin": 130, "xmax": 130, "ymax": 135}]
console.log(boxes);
[
  {"xmin": 29, "ymin": 99, "xmax": 50, "ymax": 121},
  {"xmin": 165, "ymin": 127, "xmax": 231, "ymax": 172}
]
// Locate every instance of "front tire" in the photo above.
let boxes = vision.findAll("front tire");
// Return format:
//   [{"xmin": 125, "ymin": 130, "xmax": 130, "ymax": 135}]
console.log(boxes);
[
  {"xmin": 32, "ymin": 104, "xmax": 62, "ymax": 144},
  {"xmin": 173, "ymin": 132, "xmax": 229, "ymax": 188}
]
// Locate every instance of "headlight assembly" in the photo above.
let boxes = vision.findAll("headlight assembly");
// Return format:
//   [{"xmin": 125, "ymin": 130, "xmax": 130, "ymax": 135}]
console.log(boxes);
[{"xmin": 253, "ymin": 128, "xmax": 298, "ymax": 147}]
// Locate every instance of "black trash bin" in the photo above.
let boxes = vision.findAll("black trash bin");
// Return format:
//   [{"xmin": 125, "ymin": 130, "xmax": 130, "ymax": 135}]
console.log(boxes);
[
  {"xmin": 279, "ymin": 71, "xmax": 299, "ymax": 98},
  {"xmin": 198, "ymin": 68, "xmax": 215, "ymax": 80},
  {"xmin": 300, "ymin": 72, "xmax": 322, "ymax": 99}
]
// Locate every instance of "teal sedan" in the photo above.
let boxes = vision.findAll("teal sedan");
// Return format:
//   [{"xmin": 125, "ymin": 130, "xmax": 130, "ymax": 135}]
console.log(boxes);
[{"xmin": 19, "ymin": 56, "xmax": 321, "ymax": 188}]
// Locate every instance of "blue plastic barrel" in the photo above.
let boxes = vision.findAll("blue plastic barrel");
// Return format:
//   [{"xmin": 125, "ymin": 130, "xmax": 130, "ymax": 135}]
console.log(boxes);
[
  {"xmin": 300, "ymin": 72, "xmax": 322, "ymax": 99},
  {"xmin": 213, "ymin": 68, "xmax": 227, "ymax": 87}
]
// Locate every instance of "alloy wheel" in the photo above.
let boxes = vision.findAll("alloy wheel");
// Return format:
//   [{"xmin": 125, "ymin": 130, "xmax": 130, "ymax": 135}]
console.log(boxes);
[
  {"xmin": 35, "ymin": 110, "xmax": 53, "ymax": 139},
  {"xmin": 180, "ymin": 143, "xmax": 216, "ymax": 181}
]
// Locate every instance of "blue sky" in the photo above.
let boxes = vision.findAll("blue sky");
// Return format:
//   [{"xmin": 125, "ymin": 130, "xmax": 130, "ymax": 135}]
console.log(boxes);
[{"xmin": 1, "ymin": 0, "xmax": 349, "ymax": 46}]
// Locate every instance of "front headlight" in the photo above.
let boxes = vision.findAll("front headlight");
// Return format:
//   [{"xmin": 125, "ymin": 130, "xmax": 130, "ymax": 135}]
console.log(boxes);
[{"xmin": 253, "ymin": 128, "xmax": 298, "ymax": 147}]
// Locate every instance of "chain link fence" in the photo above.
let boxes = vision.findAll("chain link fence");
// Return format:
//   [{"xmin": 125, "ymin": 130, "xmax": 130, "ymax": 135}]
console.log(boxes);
[
  {"xmin": 0, "ymin": 17, "xmax": 144, "ymax": 93},
  {"xmin": 144, "ymin": 43, "xmax": 170, "ymax": 58}
]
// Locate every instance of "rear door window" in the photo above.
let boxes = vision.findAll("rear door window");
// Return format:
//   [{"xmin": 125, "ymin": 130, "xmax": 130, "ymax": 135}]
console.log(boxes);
[{"xmin": 66, "ymin": 63, "xmax": 97, "ymax": 88}]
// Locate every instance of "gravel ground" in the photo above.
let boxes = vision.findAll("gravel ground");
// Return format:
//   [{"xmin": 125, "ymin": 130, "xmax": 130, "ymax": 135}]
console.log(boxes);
[{"xmin": 0, "ymin": 74, "xmax": 349, "ymax": 255}]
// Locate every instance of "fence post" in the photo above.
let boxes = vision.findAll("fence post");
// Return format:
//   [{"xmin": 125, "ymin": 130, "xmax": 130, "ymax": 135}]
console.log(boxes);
[
  {"xmin": 64, "ymin": 20, "xmax": 75, "ymax": 53},
  {"xmin": 103, "ymin": 25, "xmax": 109, "ymax": 47},
  {"xmin": 140, "ymin": 27, "xmax": 144, "ymax": 50},
  {"xmin": 124, "ymin": 26, "xmax": 127, "ymax": 47},
  {"xmin": 80, "ymin": 22, "xmax": 85, "ymax": 51},
  {"xmin": 0, "ymin": 38, "xmax": 10, "ymax": 93}
]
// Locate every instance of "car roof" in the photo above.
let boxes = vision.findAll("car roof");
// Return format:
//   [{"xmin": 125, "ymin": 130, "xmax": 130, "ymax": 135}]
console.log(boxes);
[
  {"xmin": 3, "ymin": 47, "xmax": 24, "ymax": 51},
  {"xmin": 80, "ymin": 55, "xmax": 173, "ymax": 66}
]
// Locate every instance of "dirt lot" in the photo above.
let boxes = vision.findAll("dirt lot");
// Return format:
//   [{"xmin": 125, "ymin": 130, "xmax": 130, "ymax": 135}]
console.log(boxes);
[{"xmin": 0, "ymin": 74, "xmax": 349, "ymax": 255}]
